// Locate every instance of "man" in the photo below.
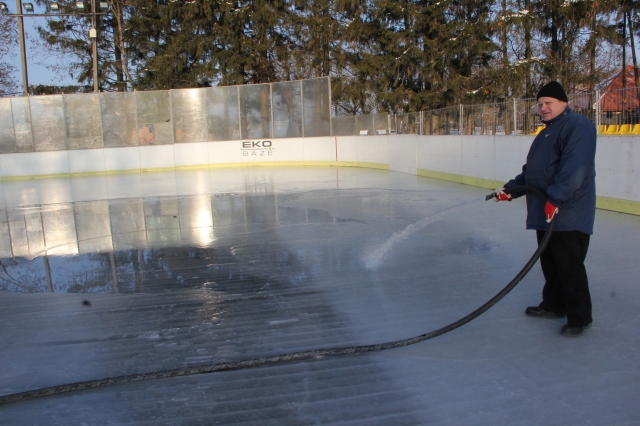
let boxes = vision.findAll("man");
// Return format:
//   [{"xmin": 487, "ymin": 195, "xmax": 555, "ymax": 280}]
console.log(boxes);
[{"xmin": 494, "ymin": 81, "xmax": 597, "ymax": 337}]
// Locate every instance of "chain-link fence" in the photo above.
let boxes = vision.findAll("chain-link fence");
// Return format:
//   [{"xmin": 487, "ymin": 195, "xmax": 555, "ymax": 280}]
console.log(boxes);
[{"xmin": 388, "ymin": 86, "xmax": 640, "ymax": 136}]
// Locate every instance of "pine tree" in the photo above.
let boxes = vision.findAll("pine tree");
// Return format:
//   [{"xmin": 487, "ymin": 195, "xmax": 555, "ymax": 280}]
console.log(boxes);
[
  {"xmin": 125, "ymin": 0, "xmax": 221, "ymax": 89},
  {"xmin": 325, "ymin": 0, "xmax": 378, "ymax": 114},
  {"xmin": 444, "ymin": 0, "xmax": 497, "ymax": 103},
  {"xmin": 21, "ymin": 0, "xmax": 637, "ymax": 112},
  {"xmin": 33, "ymin": 0, "xmax": 125, "ymax": 91},
  {"xmin": 367, "ymin": 0, "xmax": 428, "ymax": 113}
]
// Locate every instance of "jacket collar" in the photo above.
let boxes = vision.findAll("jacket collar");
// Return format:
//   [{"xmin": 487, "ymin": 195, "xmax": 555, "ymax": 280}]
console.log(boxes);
[{"xmin": 541, "ymin": 105, "xmax": 572, "ymax": 125}]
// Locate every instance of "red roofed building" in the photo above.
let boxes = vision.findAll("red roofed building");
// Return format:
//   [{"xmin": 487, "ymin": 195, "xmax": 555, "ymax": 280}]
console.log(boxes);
[{"xmin": 597, "ymin": 65, "xmax": 640, "ymax": 111}]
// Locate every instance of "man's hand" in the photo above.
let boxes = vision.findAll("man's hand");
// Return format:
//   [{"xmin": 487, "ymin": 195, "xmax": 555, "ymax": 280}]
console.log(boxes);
[
  {"xmin": 544, "ymin": 201, "xmax": 559, "ymax": 222},
  {"xmin": 493, "ymin": 189, "xmax": 512, "ymax": 202}
]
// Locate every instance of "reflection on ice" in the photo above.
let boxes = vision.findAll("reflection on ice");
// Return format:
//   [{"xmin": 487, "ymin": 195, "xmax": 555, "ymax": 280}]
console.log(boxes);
[{"xmin": 0, "ymin": 192, "xmax": 368, "ymax": 294}]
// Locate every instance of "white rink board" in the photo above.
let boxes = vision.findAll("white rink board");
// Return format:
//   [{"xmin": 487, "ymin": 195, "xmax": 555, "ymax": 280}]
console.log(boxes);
[{"xmin": 0, "ymin": 134, "xmax": 637, "ymax": 205}]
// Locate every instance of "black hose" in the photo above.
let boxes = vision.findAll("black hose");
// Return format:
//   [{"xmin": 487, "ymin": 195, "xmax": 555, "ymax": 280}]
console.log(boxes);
[{"xmin": 0, "ymin": 185, "xmax": 553, "ymax": 406}]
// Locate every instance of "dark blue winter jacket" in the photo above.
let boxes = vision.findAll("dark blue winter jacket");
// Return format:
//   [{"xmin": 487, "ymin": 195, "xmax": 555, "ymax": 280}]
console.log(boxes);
[{"xmin": 504, "ymin": 106, "xmax": 597, "ymax": 234}]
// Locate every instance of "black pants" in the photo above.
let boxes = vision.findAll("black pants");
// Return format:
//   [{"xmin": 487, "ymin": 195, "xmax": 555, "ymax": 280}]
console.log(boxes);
[{"xmin": 536, "ymin": 230, "xmax": 592, "ymax": 327}]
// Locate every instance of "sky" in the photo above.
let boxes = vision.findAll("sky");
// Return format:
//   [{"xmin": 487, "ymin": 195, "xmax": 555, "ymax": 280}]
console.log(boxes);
[{"xmin": 7, "ymin": 12, "xmax": 78, "ymax": 92}]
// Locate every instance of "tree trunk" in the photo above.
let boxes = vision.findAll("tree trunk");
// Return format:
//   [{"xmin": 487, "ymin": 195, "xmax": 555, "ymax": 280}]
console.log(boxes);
[
  {"xmin": 627, "ymin": 12, "xmax": 639, "ymax": 89},
  {"xmin": 113, "ymin": 28, "xmax": 125, "ymax": 92},
  {"xmin": 524, "ymin": 0, "xmax": 532, "ymax": 96},
  {"xmin": 501, "ymin": 0, "xmax": 509, "ymax": 97},
  {"xmin": 589, "ymin": 7, "xmax": 597, "ymax": 91},
  {"xmin": 550, "ymin": 18, "xmax": 558, "ymax": 81},
  {"xmin": 111, "ymin": 0, "xmax": 135, "ymax": 91}
]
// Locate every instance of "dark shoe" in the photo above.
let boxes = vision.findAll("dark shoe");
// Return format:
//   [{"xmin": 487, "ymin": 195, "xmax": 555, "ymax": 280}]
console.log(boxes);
[
  {"xmin": 561, "ymin": 323, "xmax": 592, "ymax": 337},
  {"xmin": 525, "ymin": 306, "xmax": 565, "ymax": 318}
]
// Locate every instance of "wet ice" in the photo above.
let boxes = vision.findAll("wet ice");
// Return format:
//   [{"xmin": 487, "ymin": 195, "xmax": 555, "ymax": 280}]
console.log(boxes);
[{"xmin": 0, "ymin": 167, "xmax": 638, "ymax": 425}]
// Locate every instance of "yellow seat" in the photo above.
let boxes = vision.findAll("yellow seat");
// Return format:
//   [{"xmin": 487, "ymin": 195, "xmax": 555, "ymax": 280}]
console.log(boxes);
[
  {"xmin": 530, "ymin": 125, "xmax": 545, "ymax": 135},
  {"xmin": 603, "ymin": 125, "xmax": 619, "ymax": 134},
  {"xmin": 631, "ymin": 124, "xmax": 640, "ymax": 135},
  {"xmin": 616, "ymin": 124, "xmax": 632, "ymax": 134},
  {"xmin": 597, "ymin": 125, "xmax": 607, "ymax": 134}
]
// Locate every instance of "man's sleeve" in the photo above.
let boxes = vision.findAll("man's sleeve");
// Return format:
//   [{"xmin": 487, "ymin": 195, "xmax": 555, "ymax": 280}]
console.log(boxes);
[{"xmin": 503, "ymin": 164, "xmax": 527, "ymax": 198}]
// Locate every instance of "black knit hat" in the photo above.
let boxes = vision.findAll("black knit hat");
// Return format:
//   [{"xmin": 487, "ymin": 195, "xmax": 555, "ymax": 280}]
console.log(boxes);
[{"xmin": 536, "ymin": 81, "xmax": 569, "ymax": 102}]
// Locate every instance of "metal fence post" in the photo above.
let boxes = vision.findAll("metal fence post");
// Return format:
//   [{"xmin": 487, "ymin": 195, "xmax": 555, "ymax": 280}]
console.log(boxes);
[
  {"xmin": 328, "ymin": 77, "xmax": 333, "ymax": 136},
  {"xmin": 237, "ymin": 86, "xmax": 242, "ymax": 139},
  {"xmin": 16, "ymin": 0, "xmax": 29, "ymax": 96},
  {"xmin": 513, "ymin": 98, "xmax": 517, "ymax": 135},
  {"xmin": 459, "ymin": 104, "xmax": 463, "ymax": 135},
  {"xmin": 270, "ymin": 83, "xmax": 274, "ymax": 138},
  {"xmin": 134, "ymin": 91, "xmax": 139, "ymax": 146},
  {"xmin": 595, "ymin": 89, "xmax": 600, "ymax": 130},
  {"xmin": 300, "ymin": 80, "xmax": 305, "ymax": 138}
]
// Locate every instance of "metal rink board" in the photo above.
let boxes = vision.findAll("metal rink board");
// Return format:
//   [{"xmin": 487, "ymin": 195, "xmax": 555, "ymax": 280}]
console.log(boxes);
[
  {"xmin": 10, "ymin": 97, "xmax": 34, "ymax": 152},
  {"xmin": 29, "ymin": 95, "xmax": 67, "ymax": 152},
  {"xmin": 303, "ymin": 77, "xmax": 331, "ymax": 137},
  {"xmin": 239, "ymin": 83, "xmax": 272, "ymax": 140},
  {"xmin": 135, "ymin": 91, "xmax": 173, "ymax": 145},
  {"xmin": 331, "ymin": 115, "xmax": 357, "ymax": 136},
  {"xmin": 65, "ymin": 93, "xmax": 103, "ymax": 150},
  {"xmin": 356, "ymin": 113, "xmax": 375, "ymax": 134},
  {"xmin": 0, "ymin": 98, "xmax": 16, "ymax": 153},
  {"xmin": 272, "ymin": 80, "xmax": 303, "ymax": 138},
  {"xmin": 171, "ymin": 88, "xmax": 207, "ymax": 144},
  {"xmin": 206, "ymin": 85, "xmax": 240, "ymax": 141},
  {"xmin": 100, "ymin": 92, "xmax": 138, "ymax": 148}
]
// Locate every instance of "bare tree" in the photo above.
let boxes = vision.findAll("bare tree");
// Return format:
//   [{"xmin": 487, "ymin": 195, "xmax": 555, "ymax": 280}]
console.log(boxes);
[{"xmin": 0, "ymin": 13, "xmax": 18, "ymax": 95}]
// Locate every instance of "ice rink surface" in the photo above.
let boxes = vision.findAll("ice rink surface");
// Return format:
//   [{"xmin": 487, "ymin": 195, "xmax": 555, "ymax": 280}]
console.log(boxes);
[{"xmin": 0, "ymin": 167, "xmax": 638, "ymax": 425}]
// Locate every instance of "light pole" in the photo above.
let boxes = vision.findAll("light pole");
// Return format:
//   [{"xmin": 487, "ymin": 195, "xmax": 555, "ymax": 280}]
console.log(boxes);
[
  {"xmin": 0, "ymin": 1, "xmax": 110, "ymax": 95},
  {"xmin": 11, "ymin": 0, "xmax": 29, "ymax": 95},
  {"xmin": 17, "ymin": 1, "xmax": 28, "ymax": 95},
  {"xmin": 89, "ymin": 1, "xmax": 98, "ymax": 92}
]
